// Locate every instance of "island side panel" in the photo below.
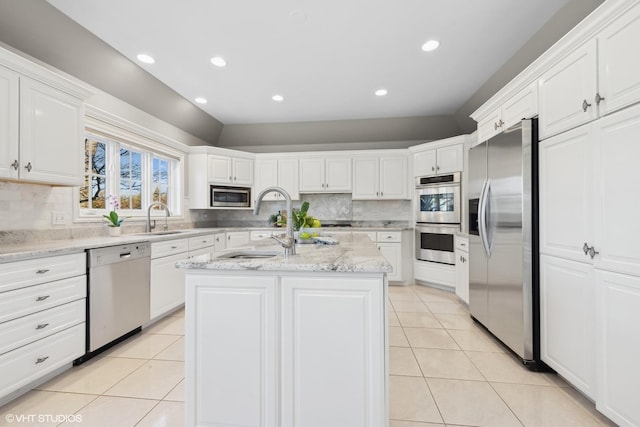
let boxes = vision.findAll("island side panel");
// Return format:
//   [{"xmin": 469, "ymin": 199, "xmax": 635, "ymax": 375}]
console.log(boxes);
[
  {"xmin": 280, "ymin": 274, "xmax": 386, "ymax": 427},
  {"xmin": 185, "ymin": 271, "xmax": 278, "ymax": 427}
]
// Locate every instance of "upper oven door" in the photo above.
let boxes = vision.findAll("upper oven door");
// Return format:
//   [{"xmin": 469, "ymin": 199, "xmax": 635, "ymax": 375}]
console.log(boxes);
[{"xmin": 415, "ymin": 183, "xmax": 461, "ymax": 224}]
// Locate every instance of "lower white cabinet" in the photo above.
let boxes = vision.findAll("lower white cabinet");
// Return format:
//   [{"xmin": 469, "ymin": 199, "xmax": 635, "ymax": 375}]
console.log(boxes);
[
  {"xmin": 186, "ymin": 271, "xmax": 386, "ymax": 427},
  {"xmin": 226, "ymin": 231, "xmax": 250, "ymax": 248},
  {"xmin": 595, "ymin": 270, "xmax": 640, "ymax": 427},
  {"xmin": 377, "ymin": 243, "xmax": 401, "ymax": 282},
  {"xmin": 540, "ymin": 255, "xmax": 596, "ymax": 399},
  {"xmin": 353, "ymin": 230, "xmax": 409, "ymax": 283},
  {"xmin": 455, "ymin": 236, "xmax": 469, "ymax": 304},
  {"xmin": 150, "ymin": 238, "xmax": 189, "ymax": 320}
]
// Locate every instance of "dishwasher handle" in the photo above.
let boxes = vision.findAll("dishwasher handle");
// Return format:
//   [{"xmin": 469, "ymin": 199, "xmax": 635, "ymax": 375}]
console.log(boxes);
[{"xmin": 120, "ymin": 252, "xmax": 132, "ymax": 259}]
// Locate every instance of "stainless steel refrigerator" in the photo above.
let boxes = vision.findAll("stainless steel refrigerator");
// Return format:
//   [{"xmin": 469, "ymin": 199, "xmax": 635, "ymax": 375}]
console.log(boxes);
[{"xmin": 468, "ymin": 118, "xmax": 541, "ymax": 369}]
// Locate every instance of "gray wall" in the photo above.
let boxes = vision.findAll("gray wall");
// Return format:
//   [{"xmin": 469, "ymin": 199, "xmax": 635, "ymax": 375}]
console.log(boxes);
[{"xmin": 454, "ymin": 0, "xmax": 604, "ymax": 133}]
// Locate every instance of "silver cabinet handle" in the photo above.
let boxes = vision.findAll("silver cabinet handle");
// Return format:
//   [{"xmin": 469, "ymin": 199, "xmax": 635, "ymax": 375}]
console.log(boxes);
[
  {"xmin": 461, "ymin": 242, "xmax": 466, "ymax": 247},
  {"xmin": 376, "ymin": 192, "xmax": 379, "ymax": 196},
  {"xmin": 229, "ymin": 176, "xmax": 232, "ymax": 181},
  {"xmin": 170, "ymin": 245, "xmax": 178, "ymax": 249},
  {"xmin": 582, "ymin": 99, "xmax": 592, "ymax": 112},
  {"xmin": 595, "ymin": 93, "xmax": 605, "ymax": 104},
  {"xmin": 36, "ymin": 269, "xmax": 50, "ymax": 274},
  {"xmin": 436, "ymin": 166, "xmax": 440, "ymax": 171},
  {"xmin": 24, "ymin": 162, "xmax": 32, "ymax": 172},
  {"xmin": 588, "ymin": 246, "xmax": 599, "ymax": 259},
  {"xmin": 36, "ymin": 323, "xmax": 50, "ymax": 330},
  {"xmin": 494, "ymin": 122, "xmax": 499, "ymax": 130},
  {"xmin": 583, "ymin": 242, "xmax": 590, "ymax": 255},
  {"xmin": 431, "ymin": 166, "xmax": 435, "ymax": 171},
  {"xmin": 36, "ymin": 295, "xmax": 50, "ymax": 302},
  {"xmin": 215, "ymin": 237, "xmax": 220, "ymax": 242},
  {"xmin": 498, "ymin": 119, "xmax": 504, "ymax": 127},
  {"xmin": 11, "ymin": 160, "xmax": 19, "ymax": 170},
  {"xmin": 35, "ymin": 356, "xmax": 49, "ymax": 364},
  {"xmin": 380, "ymin": 191, "xmax": 383, "ymax": 196}
]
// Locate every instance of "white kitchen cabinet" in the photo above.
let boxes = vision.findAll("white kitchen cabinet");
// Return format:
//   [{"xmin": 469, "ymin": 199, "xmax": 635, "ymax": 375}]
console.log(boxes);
[
  {"xmin": 254, "ymin": 158, "xmax": 299, "ymax": 201},
  {"xmin": 213, "ymin": 232, "xmax": 226, "ymax": 252},
  {"xmin": 596, "ymin": 1, "xmax": 640, "ymax": 118},
  {"xmin": 595, "ymin": 270, "xmax": 640, "ymax": 427},
  {"xmin": 299, "ymin": 157, "xmax": 351, "ymax": 193},
  {"xmin": 540, "ymin": 255, "xmax": 596, "ymax": 399},
  {"xmin": 413, "ymin": 144, "xmax": 463, "ymax": 176},
  {"xmin": 208, "ymin": 154, "xmax": 253, "ymax": 186},
  {"xmin": 150, "ymin": 238, "xmax": 189, "ymax": 320},
  {"xmin": 477, "ymin": 83, "xmax": 538, "ymax": 142},
  {"xmin": 538, "ymin": 40, "xmax": 598, "ymax": 140},
  {"xmin": 0, "ymin": 69, "xmax": 84, "ymax": 186},
  {"xmin": 353, "ymin": 155, "xmax": 408, "ymax": 200},
  {"xmin": 187, "ymin": 274, "xmax": 278, "ymax": 427},
  {"xmin": 377, "ymin": 243, "xmax": 401, "ymax": 282},
  {"xmin": 352, "ymin": 230, "xmax": 409, "ymax": 283},
  {"xmin": 455, "ymin": 236, "xmax": 469, "ymax": 304},
  {"xmin": 226, "ymin": 230, "xmax": 250, "ymax": 248},
  {"xmin": 280, "ymin": 275, "xmax": 385, "ymax": 427}
]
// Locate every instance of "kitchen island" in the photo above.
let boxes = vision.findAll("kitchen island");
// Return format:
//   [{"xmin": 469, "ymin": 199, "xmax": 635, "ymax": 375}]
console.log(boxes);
[{"xmin": 177, "ymin": 233, "xmax": 391, "ymax": 427}]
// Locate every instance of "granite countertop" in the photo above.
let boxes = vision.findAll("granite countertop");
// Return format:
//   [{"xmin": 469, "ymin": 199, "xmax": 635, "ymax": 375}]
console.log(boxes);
[{"xmin": 177, "ymin": 233, "xmax": 392, "ymax": 274}]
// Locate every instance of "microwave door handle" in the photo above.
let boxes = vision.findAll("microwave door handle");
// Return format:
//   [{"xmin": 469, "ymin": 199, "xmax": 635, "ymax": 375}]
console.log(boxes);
[{"xmin": 478, "ymin": 179, "xmax": 491, "ymax": 257}]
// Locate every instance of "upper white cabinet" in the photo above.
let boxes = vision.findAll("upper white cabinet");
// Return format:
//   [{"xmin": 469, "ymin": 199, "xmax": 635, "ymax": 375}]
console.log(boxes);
[
  {"xmin": 0, "ymin": 60, "xmax": 87, "ymax": 186},
  {"xmin": 254, "ymin": 157, "xmax": 299, "ymax": 201},
  {"xmin": 299, "ymin": 156, "xmax": 351, "ymax": 193},
  {"xmin": 477, "ymin": 83, "xmax": 538, "ymax": 142},
  {"xmin": 352, "ymin": 153, "xmax": 408, "ymax": 200},
  {"xmin": 208, "ymin": 154, "xmax": 253, "ymax": 186},
  {"xmin": 413, "ymin": 143, "xmax": 463, "ymax": 176},
  {"xmin": 539, "ymin": 2, "xmax": 640, "ymax": 140}
]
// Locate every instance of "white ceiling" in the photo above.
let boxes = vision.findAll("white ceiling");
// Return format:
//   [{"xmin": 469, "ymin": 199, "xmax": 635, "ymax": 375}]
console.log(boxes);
[{"xmin": 47, "ymin": 0, "xmax": 568, "ymax": 125}]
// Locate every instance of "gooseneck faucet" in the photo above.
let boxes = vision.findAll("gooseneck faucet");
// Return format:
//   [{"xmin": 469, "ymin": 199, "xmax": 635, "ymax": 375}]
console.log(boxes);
[
  {"xmin": 146, "ymin": 202, "xmax": 171, "ymax": 233},
  {"xmin": 254, "ymin": 186, "xmax": 296, "ymax": 256}
]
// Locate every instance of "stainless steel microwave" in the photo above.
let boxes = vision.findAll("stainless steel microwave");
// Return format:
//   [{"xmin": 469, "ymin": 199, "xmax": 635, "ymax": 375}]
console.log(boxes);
[{"xmin": 210, "ymin": 185, "xmax": 251, "ymax": 208}]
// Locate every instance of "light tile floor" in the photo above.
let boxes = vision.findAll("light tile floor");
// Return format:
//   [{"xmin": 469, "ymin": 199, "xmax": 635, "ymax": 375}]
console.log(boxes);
[{"xmin": 0, "ymin": 285, "xmax": 617, "ymax": 427}]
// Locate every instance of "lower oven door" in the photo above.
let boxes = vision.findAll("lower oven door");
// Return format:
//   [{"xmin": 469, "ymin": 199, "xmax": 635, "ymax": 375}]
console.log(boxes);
[{"xmin": 415, "ymin": 223, "xmax": 460, "ymax": 265}]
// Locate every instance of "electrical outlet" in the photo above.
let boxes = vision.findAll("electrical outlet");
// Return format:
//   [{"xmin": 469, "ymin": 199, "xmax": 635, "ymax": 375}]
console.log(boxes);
[{"xmin": 51, "ymin": 211, "xmax": 66, "ymax": 225}]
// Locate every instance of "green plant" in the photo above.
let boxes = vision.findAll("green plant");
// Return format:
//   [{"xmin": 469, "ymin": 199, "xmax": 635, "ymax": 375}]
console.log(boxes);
[
  {"xmin": 292, "ymin": 201, "xmax": 317, "ymax": 231},
  {"xmin": 103, "ymin": 194, "xmax": 127, "ymax": 227}
]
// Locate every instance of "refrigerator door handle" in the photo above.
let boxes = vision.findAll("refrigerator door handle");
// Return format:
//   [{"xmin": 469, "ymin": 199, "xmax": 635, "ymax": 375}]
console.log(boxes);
[{"xmin": 479, "ymin": 179, "xmax": 492, "ymax": 257}]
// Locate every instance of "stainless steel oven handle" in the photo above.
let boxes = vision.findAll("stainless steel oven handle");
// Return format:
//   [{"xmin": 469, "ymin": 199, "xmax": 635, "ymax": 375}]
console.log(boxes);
[{"xmin": 478, "ymin": 179, "xmax": 491, "ymax": 257}]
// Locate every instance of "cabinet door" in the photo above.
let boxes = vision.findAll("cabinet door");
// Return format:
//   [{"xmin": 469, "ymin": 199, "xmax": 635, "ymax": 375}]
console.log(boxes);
[
  {"xmin": 299, "ymin": 158, "xmax": 325, "ymax": 192},
  {"xmin": 208, "ymin": 155, "xmax": 232, "ymax": 184},
  {"xmin": 597, "ymin": 2, "xmax": 640, "ymax": 117},
  {"xmin": 538, "ymin": 40, "xmax": 598, "ymax": 140},
  {"xmin": 592, "ymin": 101, "xmax": 640, "ymax": 278},
  {"xmin": 281, "ymin": 275, "xmax": 385, "ymax": 427},
  {"xmin": 0, "ymin": 66, "xmax": 19, "ymax": 180},
  {"xmin": 19, "ymin": 78, "xmax": 84, "ymax": 186},
  {"xmin": 278, "ymin": 158, "xmax": 299, "ymax": 200},
  {"xmin": 539, "ymin": 124, "xmax": 594, "ymax": 263},
  {"xmin": 595, "ymin": 270, "xmax": 640, "ymax": 427},
  {"xmin": 227, "ymin": 231, "xmax": 250, "ymax": 248},
  {"xmin": 436, "ymin": 144, "xmax": 463, "ymax": 174},
  {"xmin": 502, "ymin": 82, "xmax": 538, "ymax": 130},
  {"xmin": 352, "ymin": 157, "xmax": 379, "ymax": 200},
  {"xmin": 477, "ymin": 107, "xmax": 502, "ymax": 143},
  {"xmin": 378, "ymin": 242, "xmax": 401, "ymax": 281},
  {"xmin": 413, "ymin": 149, "xmax": 437, "ymax": 176},
  {"xmin": 233, "ymin": 157, "xmax": 254, "ymax": 185},
  {"xmin": 455, "ymin": 249, "xmax": 469, "ymax": 304},
  {"xmin": 379, "ymin": 155, "xmax": 408, "ymax": 199},
  {"xmin": 186, "ymin": 274, "xmax": 277, "ymax": 427},
  {"xmin": 150, "ymin": 253, "xmax": 187, "ymax": 319},
  {"xmin": 255, "ymin": 159, "xmax": 279, "ymax": 201},
  {"xmin": 213, "ymin": 233, "xmax": 226, "ymax": 252},
  {"xmin": 540, "ymin": 255, "xmax": 596, "ymax": 399},
  {"xmin": 325, "ymin": 157, "xmax": 352, "ymax": 192}
]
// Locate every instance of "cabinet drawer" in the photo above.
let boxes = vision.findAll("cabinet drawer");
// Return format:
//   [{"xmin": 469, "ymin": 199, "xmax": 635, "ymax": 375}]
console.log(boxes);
[
  {"xmin": 376, "ymin": 231, "xmax": 401, "ymax": 243},
  {"xmin": 0, "ymin": 323, "xmax": 85, "ymax": 399},
  {"xmin": 188, "ymin": 234, "xmax": 214, "ymax": 252},
  {"xmin": 0, "ymin": 253, "xmax": 85, "ymax": 294},
  {"xmin": 0, "ymin": 275, "xmax": 86, "ymax": 324},
  {"xmin": 455, "ymin": 236, "xmax": 469, "ymax": 252},
  {"xmin": 251, "ymin": 230, "xmax": 275, "ymax": 240},
  {"xmin": 0, "ymin": 299, "xmax": 85, "ymax": 356},
  {"xmin": 151, "ymin": 238, "xmax": 189, "ymax": 259},
  {"xmin": 353, "ymin": 231, "xmax": 378, "ymax": 242}
]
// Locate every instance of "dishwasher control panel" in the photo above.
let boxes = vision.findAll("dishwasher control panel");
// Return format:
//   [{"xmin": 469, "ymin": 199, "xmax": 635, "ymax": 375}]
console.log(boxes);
[{"xmin": 87, "ymin": 242, "xmax": 151, "ymax": 267}]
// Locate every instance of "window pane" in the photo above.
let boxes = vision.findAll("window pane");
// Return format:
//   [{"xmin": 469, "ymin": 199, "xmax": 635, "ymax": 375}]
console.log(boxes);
[
  {"xmin": 90, "ymin": 176, "xmax": 106, "ymax": 208},
  {"xmin": 120, "ymin": 148, "xmax": 130, "ymax": 179},
  {"xmin": 90, "ymin": 141, "xmax": 106, "ymax": 175}
]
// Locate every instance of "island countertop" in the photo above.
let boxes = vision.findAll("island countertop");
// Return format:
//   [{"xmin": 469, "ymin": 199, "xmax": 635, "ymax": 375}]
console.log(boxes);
[{"xmin": 176, "ymin": 232, "xmax": 392, "ymax": 274}]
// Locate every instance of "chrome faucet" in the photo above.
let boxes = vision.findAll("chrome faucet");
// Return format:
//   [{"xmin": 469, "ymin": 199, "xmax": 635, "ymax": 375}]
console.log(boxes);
[
  {"xmin": 146, "ymin": 202, "xmax": 171, "ymax": 233},
  {"xmin": 254, "ymin": 186, "xmax": 296, "ymax": 256}
]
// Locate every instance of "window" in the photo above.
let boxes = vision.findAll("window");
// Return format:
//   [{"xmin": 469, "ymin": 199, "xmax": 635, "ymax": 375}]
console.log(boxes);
[{"xmin": 79, "ymin": 133, "xmax": 181, "ymax": 218}]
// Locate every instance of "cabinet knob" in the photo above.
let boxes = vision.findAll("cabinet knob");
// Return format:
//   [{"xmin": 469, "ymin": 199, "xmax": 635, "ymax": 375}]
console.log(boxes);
[
  {"xmin": 380, "ymin": 191, "xmax": 383, "ymax": 196},
  {"xmin": 11, "ymin": 160, "xmax": 19, "ymax": 170},
  {"xmin": 431, "ymin": 166, "xmax": 435, "ymax": 171},
  {"xmin": 229, "ymin": 176, "xmax": 232, "ymax": 181},
  {"xmin": 24, "ymin": 162, "xmax": 32, "ymax": 172},
  {"xmin": 583, "ymin": 242, "xmax": 590, "ymax": 255},
  {"xmin": 35, "ymin": 356, "xmax": 49, "ymax": 364},
  {"xmin": 36, "ymin": 323, "xmax": 50, "ymax": 330},
  {"xmin": 595, "ymin": 93, "xmax": 605, "ymax": 105},
  {"xmin": 494, "ymin": 122, "xmax": 499, "ymax": 130},
  {"xmin": 36, "ymin": 269, "xmax": 50, "ymax": 274},
  {"xmin": 498, "ymin": 119, "xmax": 504, "ymax": 127},
  {"xmin": 582, "ymin": 99, "xmax": 592, "ymax": 112},
  {"xmin": 588, "ymin": 246, "xmax": 599, "ymax": 259},
  {"xmin": 35, "ymin": 295, "xmax": 50, "ymax": 302}
]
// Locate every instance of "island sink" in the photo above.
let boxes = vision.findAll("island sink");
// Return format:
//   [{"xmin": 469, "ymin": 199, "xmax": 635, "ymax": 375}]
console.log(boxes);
[{"xmin": 216, "ymin": 250, "xmax": 280, "ymax": 259}]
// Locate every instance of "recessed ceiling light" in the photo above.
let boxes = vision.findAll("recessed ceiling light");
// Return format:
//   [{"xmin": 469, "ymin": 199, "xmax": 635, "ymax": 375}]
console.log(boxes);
[
  {"xmin": 195, "ymin": 97, "xmax": 207, "ymax": 104},
  {"xmin": 210, "ymin": 56, "xmax": 227, "ymax": 67},
  {"xmin": 375, "ymin": 89, "xmax": 388, "ymax": 97},
  {"xmin": 136, "ymin": 53, "xmax": 155, "ymax": 64},
  {"xmin": 421, "ymin": 40, "xmax": 440, "ymax": 52},
  {"xmin": 272, "ymin": 94, "xmax": 284, "ymax": 102}
]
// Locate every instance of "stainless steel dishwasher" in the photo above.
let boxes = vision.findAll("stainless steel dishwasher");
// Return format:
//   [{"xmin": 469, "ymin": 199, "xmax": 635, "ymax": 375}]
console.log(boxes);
[{"xmin": 77, "ymin": 242, "xmax": 151, "ymax": 363}]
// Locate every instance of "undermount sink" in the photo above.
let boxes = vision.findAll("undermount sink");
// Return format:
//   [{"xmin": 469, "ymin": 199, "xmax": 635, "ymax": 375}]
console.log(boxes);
[{"xmin": 217, "ymin": 250, "xmax": 280, "ymax": 260}]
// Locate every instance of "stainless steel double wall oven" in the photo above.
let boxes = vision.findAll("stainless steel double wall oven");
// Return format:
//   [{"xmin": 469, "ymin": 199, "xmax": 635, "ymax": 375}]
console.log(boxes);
[{"xmin": 415, "ymin": 172, "xmax": 461, "ymax": 265}]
